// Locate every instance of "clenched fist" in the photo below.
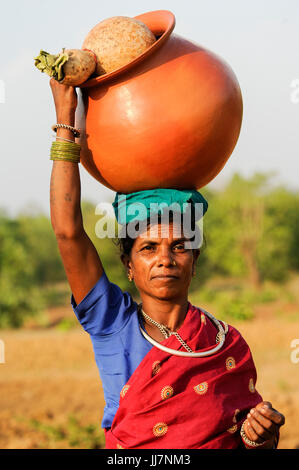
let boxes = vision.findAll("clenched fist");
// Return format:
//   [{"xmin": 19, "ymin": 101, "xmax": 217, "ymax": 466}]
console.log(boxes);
[{"xmin": 242, "ymin": 401, "xmax": 285, "ymax": 449}]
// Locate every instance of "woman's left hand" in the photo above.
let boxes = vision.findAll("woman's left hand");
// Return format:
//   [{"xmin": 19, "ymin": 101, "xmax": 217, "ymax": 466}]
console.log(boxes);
[{"xmin": 243, "ymin": 401, "xmax": 285, "ymax": 448}]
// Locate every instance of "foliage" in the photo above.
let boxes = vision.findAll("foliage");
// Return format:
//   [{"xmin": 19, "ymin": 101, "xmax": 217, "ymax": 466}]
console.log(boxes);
[
  {"xmin": 17, "ymin": 214, "xmax": 66, "ymax": 285},
  {"xmin": 192, "ymin": 173, "xmax": 298, "ymax": 289},
  {"xmin": 55, "ymin": 317, "xmax": 78, "ymax": 331},
  {"xmin": 29, "ymin": 415, "xmax": 105, "ymax": 449},
  {"xmin": 1, "ymin": 173, "xmax": 299, "ymax": 327},
  {"xmin": 0, "ymin": 210, "xmax": 66, "ymax": 327},
  {"xmin": 0, "ymin": 214, "xmax": 44, "ymax": 327},
  {"xmin": 190, "ymin": 283, "xmax": 255, "ymax": 322}
]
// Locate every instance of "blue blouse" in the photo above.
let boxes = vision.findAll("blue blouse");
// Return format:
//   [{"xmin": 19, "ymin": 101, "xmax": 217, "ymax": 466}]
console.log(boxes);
[{"xmin": 71, "ymin": 271, "xmax": 153, "ymax": 429}]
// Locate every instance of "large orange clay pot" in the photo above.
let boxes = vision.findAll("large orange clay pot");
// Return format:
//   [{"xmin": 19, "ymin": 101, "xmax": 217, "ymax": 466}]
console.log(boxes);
[{"xmin": 76, "ymin": 10, "xmax": 243, "ymax": 192}]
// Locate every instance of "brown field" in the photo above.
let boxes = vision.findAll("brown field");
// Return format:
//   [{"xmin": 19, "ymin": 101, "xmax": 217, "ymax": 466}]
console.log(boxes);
[{"xmin": 0, "ymin": 299, "xmax": 298, "ymax": 449}]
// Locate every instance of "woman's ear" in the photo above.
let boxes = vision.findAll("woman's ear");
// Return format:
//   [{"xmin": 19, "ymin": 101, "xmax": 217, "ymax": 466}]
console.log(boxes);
[{"xmin": 121, "ymin": 254, "xmax": 133, "ymax": 282}]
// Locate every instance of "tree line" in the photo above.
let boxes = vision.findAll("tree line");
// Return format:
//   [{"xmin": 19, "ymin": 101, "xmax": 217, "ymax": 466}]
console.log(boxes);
[{"xmin": 0, "ymin": 173, "xmax": 298, "ymax": 327}]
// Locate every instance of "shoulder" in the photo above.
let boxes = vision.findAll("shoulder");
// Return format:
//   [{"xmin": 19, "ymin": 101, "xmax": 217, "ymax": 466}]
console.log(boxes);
[{"xmin": 71, "ymin": 271, "xmax": 138, "ymax": 336}]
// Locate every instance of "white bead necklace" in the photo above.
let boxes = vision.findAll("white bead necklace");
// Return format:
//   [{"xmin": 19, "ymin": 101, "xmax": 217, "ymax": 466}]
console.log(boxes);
[{"xmin": 139, "ymin": 305, "xmax": 228, "ymax": 358}]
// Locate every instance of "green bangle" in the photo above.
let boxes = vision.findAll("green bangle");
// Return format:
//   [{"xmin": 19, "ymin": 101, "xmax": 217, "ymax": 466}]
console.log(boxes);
[
  {"xmin": 51, "ymin": 149, "xmax": 80, "ymax": 156},
  {"xmin": 51, "ymin": 141, "xmax": 81, "ymax": 150},
  {"xmin": 50, "ymin": 155, "xmax": 80, "ymax": 163},
  {"xmin": 50, "ymin": 140, "xmax": 81, "ymax": 163}
]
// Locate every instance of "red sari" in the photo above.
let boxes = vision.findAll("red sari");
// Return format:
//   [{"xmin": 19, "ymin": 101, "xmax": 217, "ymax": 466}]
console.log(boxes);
[{"xmin": 105, "ymin": 303, "xmax": 262, "ymax": 449}]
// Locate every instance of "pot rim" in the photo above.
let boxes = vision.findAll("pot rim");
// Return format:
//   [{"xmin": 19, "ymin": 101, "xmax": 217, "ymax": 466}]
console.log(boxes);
[{"xmin": 79, "ymin": 9, "xmax": 176, "ymax": 88}]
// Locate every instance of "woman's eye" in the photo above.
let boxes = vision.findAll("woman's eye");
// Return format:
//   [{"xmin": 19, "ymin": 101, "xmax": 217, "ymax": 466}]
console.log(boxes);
[
  {"xmin": 142, "ymin": 245, "xmax": 154, "ymax": 251},
  {"xmin": 173, "ymin": 244, "xmax": 184, "ymax": 250}
]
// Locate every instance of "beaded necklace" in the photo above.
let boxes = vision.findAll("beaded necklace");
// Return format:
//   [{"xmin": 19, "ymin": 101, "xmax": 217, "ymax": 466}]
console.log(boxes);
[{"xmin": 139, "ymin": 305, "xmax": 228, "ymax": 358}]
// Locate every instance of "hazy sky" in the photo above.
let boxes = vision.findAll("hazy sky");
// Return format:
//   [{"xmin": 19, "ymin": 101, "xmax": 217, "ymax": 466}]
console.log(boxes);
[{"xmin": 0, "ymin": 0, "xmax": 298, "ymax": 216}]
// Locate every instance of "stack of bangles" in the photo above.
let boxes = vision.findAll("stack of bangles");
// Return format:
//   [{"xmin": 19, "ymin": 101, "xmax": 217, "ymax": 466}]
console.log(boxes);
[
  {"xmin": 240, "ymin": 420, "xmax": 278, "ymax": 449},
  {"xmin": 50, "ymin": 124, "xmax": 81, "ymax": 163}
]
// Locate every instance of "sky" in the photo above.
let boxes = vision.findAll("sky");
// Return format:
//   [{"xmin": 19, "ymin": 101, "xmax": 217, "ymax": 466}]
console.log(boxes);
[{"xmin": 0, "ymin": 0, "xmax": 298, "ymax": 217}]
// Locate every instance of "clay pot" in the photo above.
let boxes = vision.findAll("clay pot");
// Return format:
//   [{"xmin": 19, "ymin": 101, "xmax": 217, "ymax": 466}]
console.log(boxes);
[{"xmin": 76, "ymin": 10, "xmax": 243, "ymax": 192}]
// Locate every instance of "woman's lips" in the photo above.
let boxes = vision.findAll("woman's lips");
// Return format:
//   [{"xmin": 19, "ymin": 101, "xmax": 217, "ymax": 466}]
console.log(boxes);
[{"xmin": 152, "ymin": 275, "xmax": 179, "ymax": 280}]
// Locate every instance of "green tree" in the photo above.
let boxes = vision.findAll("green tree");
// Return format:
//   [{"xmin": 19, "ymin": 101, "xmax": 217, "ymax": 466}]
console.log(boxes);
[
  {"xmin": 17, "ymin": 213, "xmax": 65, "ymax": 284},
  {"xmin": 198, "ymin": 173, "xmax": 298, "ymax": 287},
  {"xmin": 0, "ymin": 213, "xmax": 44, "ymax": 327}
]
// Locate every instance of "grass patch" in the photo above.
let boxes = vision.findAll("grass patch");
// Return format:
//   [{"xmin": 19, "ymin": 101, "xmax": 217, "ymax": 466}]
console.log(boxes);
[
  {"xmin": 29, "ymin": 415, "xmax": 105, "ymax": 449},
  {"xmin": 55, "ymin": 317, "xmax": 78, "ymax": 331}
]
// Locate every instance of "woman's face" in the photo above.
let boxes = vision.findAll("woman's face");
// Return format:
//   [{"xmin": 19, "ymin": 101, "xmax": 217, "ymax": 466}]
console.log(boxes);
[{"xmin": 123, "ymin": 222, "xmax": 199, "ymax": 301}]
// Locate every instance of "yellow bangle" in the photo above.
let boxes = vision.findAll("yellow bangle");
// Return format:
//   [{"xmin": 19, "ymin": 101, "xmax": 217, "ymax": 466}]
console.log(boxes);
[{"xmin": 50, "ymin": 141, "xmax": 81, "ymax": 163}]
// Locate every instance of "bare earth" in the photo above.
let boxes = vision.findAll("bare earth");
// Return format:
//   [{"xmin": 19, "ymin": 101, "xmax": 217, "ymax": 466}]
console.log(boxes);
[{"xmin": 0, "ymin": 304, "xmax": 298, "ymax": 449}]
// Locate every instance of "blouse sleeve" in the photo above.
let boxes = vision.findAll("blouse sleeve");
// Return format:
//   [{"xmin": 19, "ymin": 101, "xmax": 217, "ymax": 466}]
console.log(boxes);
[{"xmin": 70, "ymin": 271, "xmax": 137, "ymax": 337}]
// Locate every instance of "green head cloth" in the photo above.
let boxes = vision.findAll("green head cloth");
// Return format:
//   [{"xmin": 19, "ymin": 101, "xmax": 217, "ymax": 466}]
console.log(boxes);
[{"xmin": 112, "ymin": 188, "xmax": 208, "ymax": 225}]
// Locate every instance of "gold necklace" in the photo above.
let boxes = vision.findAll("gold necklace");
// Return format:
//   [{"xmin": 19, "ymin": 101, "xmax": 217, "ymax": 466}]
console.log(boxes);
[
  {"xmin": 138, "ymin": 305, "xmax": 228, "ymax": 358},
  {"xmin": 141, "ymin": 307, "xmax": 194, "ymax": 353}
]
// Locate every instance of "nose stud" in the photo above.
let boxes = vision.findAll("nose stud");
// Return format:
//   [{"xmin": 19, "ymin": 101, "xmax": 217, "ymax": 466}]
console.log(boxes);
[{"xmin": 172, "ymin": 260, "xmax": 176, "ymax": 266}]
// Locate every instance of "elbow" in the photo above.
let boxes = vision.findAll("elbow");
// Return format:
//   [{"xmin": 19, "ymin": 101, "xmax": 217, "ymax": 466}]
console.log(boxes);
[
  {"xmin": 51, "ymin": 218, "xmax": 84, "ymax": 241},
  {"xmin": 51, "ymin": 208, "xmax": 83, "ymax": 240},
  {"xmin": 54, "ymin": 229, "xmax": 83, "ymax": 241}
]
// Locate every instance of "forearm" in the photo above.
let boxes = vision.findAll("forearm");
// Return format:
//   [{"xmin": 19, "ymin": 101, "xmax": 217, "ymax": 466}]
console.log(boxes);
[
  {"xmin": 50, "ymin": 124, "xmax": 83, "ymax": 237},
  {"xmin": 50, "ymin": 162, "xmax": 83, "ymax": 237}
]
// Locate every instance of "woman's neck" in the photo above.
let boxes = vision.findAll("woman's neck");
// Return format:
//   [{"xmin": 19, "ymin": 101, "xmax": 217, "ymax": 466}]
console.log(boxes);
[{"xmin": 140, "ymin": 296, "xmax": 189, "ymax": 331}]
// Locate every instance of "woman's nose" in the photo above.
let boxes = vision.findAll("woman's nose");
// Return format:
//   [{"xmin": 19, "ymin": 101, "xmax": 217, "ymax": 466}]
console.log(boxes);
[{"xmin": 157, "ymin": 248, "xmax": 174, "ymax": 267}]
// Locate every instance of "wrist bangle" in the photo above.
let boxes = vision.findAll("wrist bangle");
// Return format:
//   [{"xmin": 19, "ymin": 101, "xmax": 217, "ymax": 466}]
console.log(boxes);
[
  {"xmin": 53, "ymin": 135, "xmax": 75, "ymax": 143},
  {"xmin": 52, "ymin": 123, "xmax": 81, "ymax": 138},
  {"xmin": 240, "ymin": 421, "xmax": 269, "ymax": 449},
  {"xmin": 50, "ymin": 140, "xmax": 81, "ymax": 163}
]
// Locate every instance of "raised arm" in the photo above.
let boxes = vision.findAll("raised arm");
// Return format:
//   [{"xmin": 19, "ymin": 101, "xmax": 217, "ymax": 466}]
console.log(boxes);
[{"xmin": 49, "ymin": 78, "xmax": 103, "ymax": 305}]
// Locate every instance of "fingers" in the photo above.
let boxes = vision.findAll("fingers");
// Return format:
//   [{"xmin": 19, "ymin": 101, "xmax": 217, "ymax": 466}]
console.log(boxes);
[
  {"xmin": 256, "ymin": 400, "xmax": 272, "ymax": 410},
  {"xmin": 256, "ymin": 402, "xmax": 285, "ymax": 427},
  {"xmin": 49, "ymin": 77, "xmax": 75, "ymax": 91},
  {"xmin": 49, "ymin": 78, "xmax": 78, "ymax": 117},
  {"xmin": 49, "ymin": 77, "xmax": 56, "ymax": 90},
  {"xmin": 244, "ymin": 419, "xmax": 264, "ymax": 443},
  {"xmin": 250, "ymin": 407, "xmax": 276, "ymax": 432},
  {"xmin": 247, "ymin": 410, "xmax": 273, "ymax": 441}
]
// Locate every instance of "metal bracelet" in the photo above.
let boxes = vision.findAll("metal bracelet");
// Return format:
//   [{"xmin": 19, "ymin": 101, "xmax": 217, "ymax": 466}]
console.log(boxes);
[
  {"xmin": 53, "ymin": 135, "xmax": 75, "ymax": 143},
  {"xmin": 51, "ymin": 123, "xmax": 81, "ymax": 138},
  {"xmin": 240, "ymin": 421, "xmax": 268, "ymax": 448}
]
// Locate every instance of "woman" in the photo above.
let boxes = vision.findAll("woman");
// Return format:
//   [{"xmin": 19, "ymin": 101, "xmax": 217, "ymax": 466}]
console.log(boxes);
[{"xmin": 49, "ymin": 78, "xmax": 285, "ymax": 449}]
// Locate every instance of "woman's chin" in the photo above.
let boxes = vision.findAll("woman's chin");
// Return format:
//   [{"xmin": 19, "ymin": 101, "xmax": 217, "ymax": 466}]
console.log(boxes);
[{"xmin": 152, "ymin": 285, "xmax": 185, "ymax": 301}]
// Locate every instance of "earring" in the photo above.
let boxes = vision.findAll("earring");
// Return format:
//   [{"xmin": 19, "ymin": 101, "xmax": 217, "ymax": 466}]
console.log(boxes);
[{"xmin": 127, "ymin": 273, "xmax": 133, "ymax": 282}]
